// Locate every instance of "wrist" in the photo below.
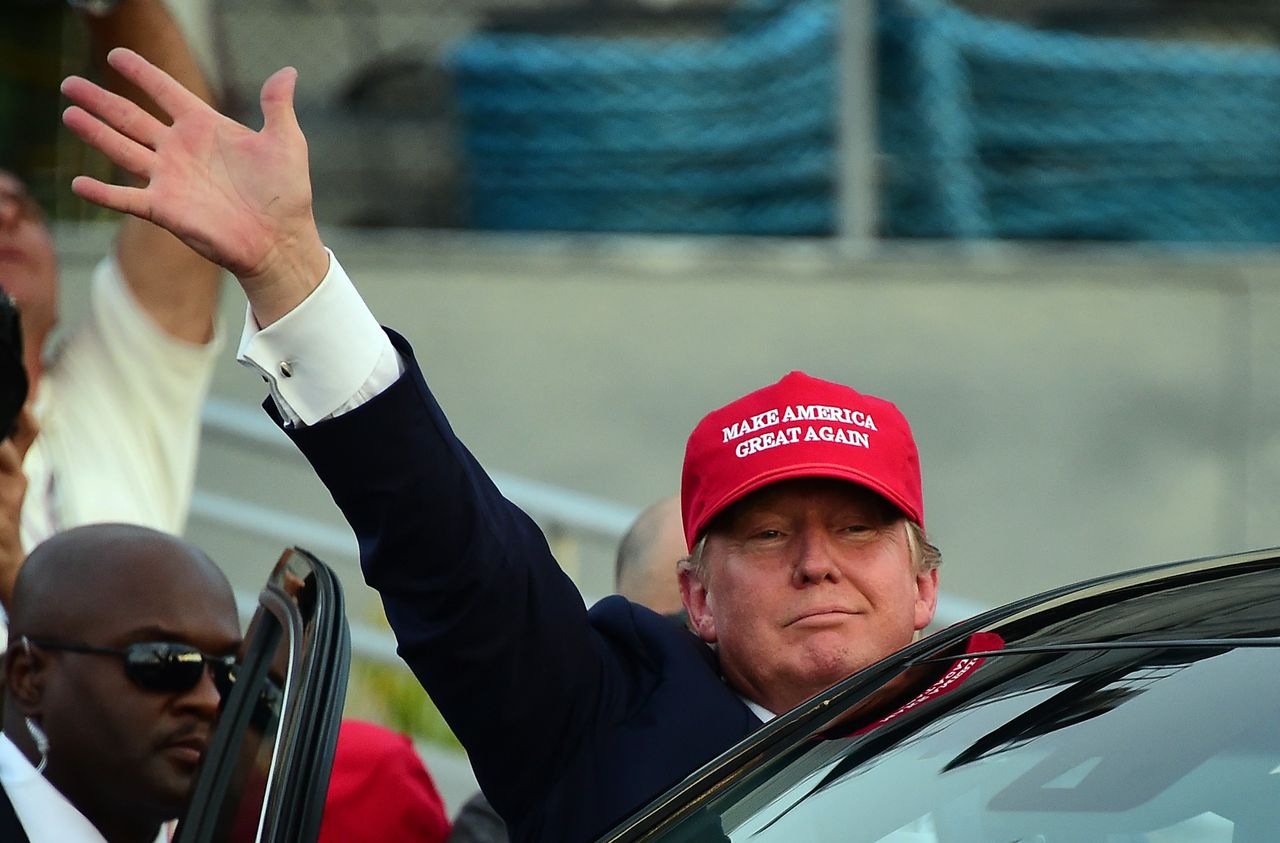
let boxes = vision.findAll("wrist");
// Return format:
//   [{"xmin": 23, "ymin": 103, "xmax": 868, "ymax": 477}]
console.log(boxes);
[{"xmin": 240, "ymin": 230, "xmax": 331, "ymax": 327}]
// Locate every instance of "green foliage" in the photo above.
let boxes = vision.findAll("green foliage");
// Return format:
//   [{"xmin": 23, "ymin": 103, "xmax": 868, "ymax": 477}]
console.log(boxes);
[{"xmin": 344, "ymin": 657, "xmax": 463, "ymax": 754}]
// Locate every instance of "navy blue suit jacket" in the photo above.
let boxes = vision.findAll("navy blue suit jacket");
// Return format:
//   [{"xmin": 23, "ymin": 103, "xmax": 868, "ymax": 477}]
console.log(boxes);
[{"xmin": 282, "ymin": 333, "xmax": 763, "ymax": 843}]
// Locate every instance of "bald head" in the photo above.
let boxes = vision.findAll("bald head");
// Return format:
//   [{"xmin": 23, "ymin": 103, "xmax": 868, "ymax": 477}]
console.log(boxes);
[
  {"xmin": 9, "ymin": 522, "xmax": 234, "ymax": 640},
  {"xmin": 4, "ymin": 523, "xmax": 241, "ymax": 841},
  {"xmin": 614, "ymin": 495, "xmax": 686, "ymax": 616}
]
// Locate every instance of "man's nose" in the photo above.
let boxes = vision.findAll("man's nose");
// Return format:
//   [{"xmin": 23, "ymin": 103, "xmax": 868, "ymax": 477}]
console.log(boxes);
[
  {"xmin": 177, "ymin": 664, "xmax": 224, "ymax": 719},
  {"xmin": 791, "ymin": 527, "xmax": 842, "ymax": 585}
]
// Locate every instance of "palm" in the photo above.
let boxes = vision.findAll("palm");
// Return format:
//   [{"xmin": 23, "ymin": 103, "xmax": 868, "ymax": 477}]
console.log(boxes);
[
  {"xmin": 146, "ymin": 104, "xmax": 310, "ymax": 277},
  {"xmin": 63, "ymin": 50, "xmax": 316, "ymax": 283}
]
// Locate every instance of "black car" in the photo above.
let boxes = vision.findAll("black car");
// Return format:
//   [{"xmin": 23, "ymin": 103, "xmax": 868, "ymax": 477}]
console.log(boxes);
[{"xmin": 601, "ymin": 548, "xmax": 1280, "ymax": 842}]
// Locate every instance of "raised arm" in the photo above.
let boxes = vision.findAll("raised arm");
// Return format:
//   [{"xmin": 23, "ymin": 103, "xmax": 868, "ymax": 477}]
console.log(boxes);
[
  {"xmin": 62, "ymin": 48, "xmax": 328, "ymax": 327},
  {"xmin": 80, "ymin": 0, "xmax": 226, "ymax": 343}
]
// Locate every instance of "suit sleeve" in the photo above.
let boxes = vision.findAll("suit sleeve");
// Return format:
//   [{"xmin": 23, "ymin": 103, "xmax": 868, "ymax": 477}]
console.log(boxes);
[{"xmin": 280, "ymin": 331, "xmax": 628, "ymax": 820}]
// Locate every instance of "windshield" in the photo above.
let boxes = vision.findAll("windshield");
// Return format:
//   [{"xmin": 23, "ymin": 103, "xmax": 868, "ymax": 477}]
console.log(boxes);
[{"xmin": 648, "ymin": 644, "xmax": 1280, "ymax": 843}]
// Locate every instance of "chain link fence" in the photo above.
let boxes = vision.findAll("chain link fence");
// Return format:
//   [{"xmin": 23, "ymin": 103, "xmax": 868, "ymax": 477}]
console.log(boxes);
[
  {"xmin": 0, "ymin": 2, "xmax": 91, "ymax": 216},
  {"xmin": 4, "ymin": 0, "xmax": 1279, "ymax": 243},
  {"xmin": 879, "ymin": 0, "xmax": 1280, "ymax": 242}
]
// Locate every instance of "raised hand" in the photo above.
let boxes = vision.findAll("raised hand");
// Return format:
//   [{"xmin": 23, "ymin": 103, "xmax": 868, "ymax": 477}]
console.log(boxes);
[{"xmin": 62, "ymin": 48, "xmax": 329, "ymax": 325}]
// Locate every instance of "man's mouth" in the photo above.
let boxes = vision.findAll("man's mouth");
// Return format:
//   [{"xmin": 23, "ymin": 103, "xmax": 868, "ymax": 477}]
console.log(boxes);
[
  {"xmin": 788, "ymin": 607, "xmax": 857, "ymax": 626},
  {"xmin": 162, "ymin": 734, "xmax": 209, "ymax": 767}
]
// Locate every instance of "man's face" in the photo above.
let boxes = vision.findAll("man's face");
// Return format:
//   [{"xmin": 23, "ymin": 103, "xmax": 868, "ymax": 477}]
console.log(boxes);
[
  {"xmin": 0, "ymin": 169, "xmax": 59, "ymax": 363},
  {"xmin": 35, "ymin": 551, "xmax": 242, "ymax": 823},
  {"xmin": 681, "ymin": 478, "xmax": 938, "ymax": 715}
]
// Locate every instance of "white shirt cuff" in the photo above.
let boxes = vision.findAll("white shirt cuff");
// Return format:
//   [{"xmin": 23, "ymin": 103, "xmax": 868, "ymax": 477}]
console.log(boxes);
[{"xmin": 236, "ymin": 249, "xmax": 402, "ymax": 426}]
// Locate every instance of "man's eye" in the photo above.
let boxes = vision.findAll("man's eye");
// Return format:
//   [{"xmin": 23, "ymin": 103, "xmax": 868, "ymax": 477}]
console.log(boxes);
[{"xmin": 753, "ymin": 529, "xmax": 783, "ymax": 540}]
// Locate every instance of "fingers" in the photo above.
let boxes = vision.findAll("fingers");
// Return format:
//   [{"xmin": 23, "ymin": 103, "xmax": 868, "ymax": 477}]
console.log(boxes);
[
  {"xmin": 105, "ymin": 47, "xmax": 209, "ymax": 121},
  {"xmin": 60, "ymin": 75, "xmax": 167, "ymax": 149},
  {"xmin": 70, "ymin": 176, "xmax": 153, "ymax": 221},
  {"xmin": 63, "ymin": 105, "xmax": 156, "ymax": 180},
  {"xmin": 61, "ymin": 74, "xmax": 163, "ymax": 180},
  {"xmin": 259, "ymin": 67, "xmax": 301, "ymax": 137}
]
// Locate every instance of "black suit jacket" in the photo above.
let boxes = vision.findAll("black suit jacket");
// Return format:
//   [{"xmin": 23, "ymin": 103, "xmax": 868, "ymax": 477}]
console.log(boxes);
[
  {"xmin": 281, "ymin": 332, "xmax": 763, "ymax": 843},
  {"xmin": 0, "ymin": 783, "xmax": 32, "ymax": 843}
]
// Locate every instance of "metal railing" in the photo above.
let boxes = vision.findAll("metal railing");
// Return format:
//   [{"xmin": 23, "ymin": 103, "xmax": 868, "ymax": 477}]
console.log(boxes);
[{"xmin": 200, "ymin": 397, "xmax": 637, "ymax": 542}]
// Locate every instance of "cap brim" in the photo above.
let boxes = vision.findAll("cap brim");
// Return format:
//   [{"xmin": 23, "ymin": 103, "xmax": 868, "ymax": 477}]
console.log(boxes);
[{"xmin": 692, "ymin": 462, "xmax": 922, "ymax": 543}]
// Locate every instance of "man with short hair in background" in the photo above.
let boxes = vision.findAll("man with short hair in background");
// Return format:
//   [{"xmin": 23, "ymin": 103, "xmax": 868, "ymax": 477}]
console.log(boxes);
[
  {"xmin": 614, "ymin": 493, "xmax": 686, "ymax": 618},
  {"xmin": 0, "ymin": 523, "xmax": 241, "ymax": 843}
]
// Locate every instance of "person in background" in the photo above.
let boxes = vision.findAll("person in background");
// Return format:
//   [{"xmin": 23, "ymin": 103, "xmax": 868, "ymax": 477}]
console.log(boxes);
[
  {"xmin": 0, "ymin": 523, "xmax": 241, "ymax": 843},
  {"xmin": 0, "ymin": 0, "xmax": 223, "ymax": 617},
  {"xmin": 613, "ymin": 493, "xmax": 686, "ymax": 618}
]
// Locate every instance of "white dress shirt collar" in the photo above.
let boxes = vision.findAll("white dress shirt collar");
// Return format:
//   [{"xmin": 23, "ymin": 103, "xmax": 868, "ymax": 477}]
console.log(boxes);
[
  {"xmin": 739, "ymin": 695, "xmax": 777, "ymax": 723},
  {"xmin": 0, "ymin": 732, "xmax": 167, "ymax": 843}
]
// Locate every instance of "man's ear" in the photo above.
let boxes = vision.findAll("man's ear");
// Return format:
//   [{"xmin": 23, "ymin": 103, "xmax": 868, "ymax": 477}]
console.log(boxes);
[
  {"xmin": 678, "ymin": 563, "xmax": 717, "ymax": 644},
  {"xmin": 5, "ymin": 637, "xmax": 47, "ymax": 712},
  {"xmin": 913, "ymin": 568, "xmax": 940, "ymax": 633}
]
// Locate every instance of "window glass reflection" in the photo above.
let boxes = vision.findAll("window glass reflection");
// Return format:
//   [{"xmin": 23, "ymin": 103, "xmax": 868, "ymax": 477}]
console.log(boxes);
[{"xmin": 657, "ymin": 646, "xmax": 1280, "ymax": 843}]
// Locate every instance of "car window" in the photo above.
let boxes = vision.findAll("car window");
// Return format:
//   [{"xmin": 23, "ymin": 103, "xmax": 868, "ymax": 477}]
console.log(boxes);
[
  {"xmin": 645, "ymin": 644, "xmax": 1280, "ymax": 843},
  {"xmin": 175, "ymin": 547, "xmax": 350, "ymax": 843}
]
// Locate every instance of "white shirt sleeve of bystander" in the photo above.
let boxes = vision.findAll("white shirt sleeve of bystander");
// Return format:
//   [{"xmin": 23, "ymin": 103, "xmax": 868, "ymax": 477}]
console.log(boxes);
[
  {"xmin": 236, "ymin": 249, "xmax": 403, "ymax": 427},
  {"xmin": 22, "ymin": 252, "xmax": 222, "ymax": 548}
]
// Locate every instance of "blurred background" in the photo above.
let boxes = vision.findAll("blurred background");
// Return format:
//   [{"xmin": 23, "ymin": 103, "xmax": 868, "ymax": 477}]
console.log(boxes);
[{"xmin": 5, "ymin": 0, "xmax": 1280, "ymax": 811}]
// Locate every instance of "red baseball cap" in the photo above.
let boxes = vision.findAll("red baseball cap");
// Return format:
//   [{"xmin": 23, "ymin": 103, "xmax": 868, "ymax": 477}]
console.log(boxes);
[{"xmin": 680, "ymin": 371, "xmax": 923, "ymax": 549}]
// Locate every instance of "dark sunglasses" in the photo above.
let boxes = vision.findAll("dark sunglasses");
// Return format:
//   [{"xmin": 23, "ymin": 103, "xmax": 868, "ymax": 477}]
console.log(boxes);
[{"xmin": 21, "ymin": 636, "xmax": 237, "ymax": 697}]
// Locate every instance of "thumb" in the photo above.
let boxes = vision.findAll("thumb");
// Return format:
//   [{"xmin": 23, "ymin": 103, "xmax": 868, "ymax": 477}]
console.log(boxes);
[{"xmin": 260, "ymin": 66, "xmax": 301, "ymax": 136}]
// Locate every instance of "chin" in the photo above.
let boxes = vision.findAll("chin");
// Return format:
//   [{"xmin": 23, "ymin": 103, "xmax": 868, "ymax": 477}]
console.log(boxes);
[
  {"xmin": 799, "ymin": 649, "xmax": 872, "ymax": 690},
  {"xmin": 144, "ymin": 770, "xmax": 198, "ymax": 817}
]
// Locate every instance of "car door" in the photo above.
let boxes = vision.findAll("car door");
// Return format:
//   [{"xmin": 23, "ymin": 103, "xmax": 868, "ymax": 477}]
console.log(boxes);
[{"xmin": 175, "ymin": 546, "xmax": 351, "ymax": 843}]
